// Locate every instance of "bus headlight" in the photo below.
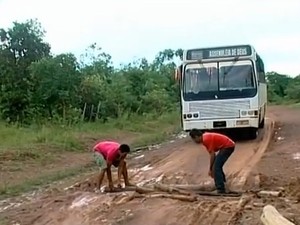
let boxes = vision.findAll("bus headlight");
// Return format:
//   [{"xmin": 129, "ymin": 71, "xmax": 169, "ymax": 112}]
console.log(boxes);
[
  {"xmin": 240, "ymin": 111, "xmax": 247, "ymax": 116},
  {"xmin": 183, "ymin": 112, "xmax": 200, "ymax": 120},
  {"xmin": 248, "ymin": 110, "xmax": 254, "ymax": 116},
  {"xmin": 240, "ymin": 110, "xmax": 258, "ymax": 117}
]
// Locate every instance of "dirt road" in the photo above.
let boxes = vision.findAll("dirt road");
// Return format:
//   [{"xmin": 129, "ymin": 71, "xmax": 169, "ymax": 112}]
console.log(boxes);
[{"xmin": 1, "ymin": 106, "xmax": 300, "ymax": 225}]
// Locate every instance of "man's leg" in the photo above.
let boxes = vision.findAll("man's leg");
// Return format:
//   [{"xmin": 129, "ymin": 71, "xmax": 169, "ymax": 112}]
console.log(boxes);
[
  {"xmin": 213, "ymin": 147, "xmax": 234, "ymax": 193},
  {"xmin": 222, "ymin": 171, "xmax": 226, "ymax": 183},
  {"xmin": 97, "ymin": 170, "xmax": 106, "ymax": 190},
  {"xmin": 213, "ymin": 154, "xmax": 226, "ymax": 193},
  {"xmin": 93, "ymin": 151, "xmax": 107, "ymax": 189}
]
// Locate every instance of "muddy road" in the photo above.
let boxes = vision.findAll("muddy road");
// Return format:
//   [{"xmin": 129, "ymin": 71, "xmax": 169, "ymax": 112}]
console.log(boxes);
[{"xmin": 2, "ymin": 106, "xmax": 299, "ymax": 225}]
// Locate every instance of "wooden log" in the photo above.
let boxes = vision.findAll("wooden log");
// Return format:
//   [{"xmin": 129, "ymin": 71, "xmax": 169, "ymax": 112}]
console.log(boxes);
[
  {"xmin": 114, "ymin": 192, "xmax": 138, "ymax": 205},
  {"xmin": 135, "ymin": 186, "xmax": 157, "ymax": 194},
  {"xmin": 103, "ymin": 185, "xmax": 154, "ymax": 194},
  {"xmin": 168, "ymin": 182, "xmax": 216, "ymax": 192},
  {"xmin": 153, "ymin": 183, "xmax": 194, "ymax": 196},
  {"xmin": 134, "ymin": 193, "xmax": 198, "ymax": 202},
  {"xmin": 226, "ymin": 195, "xmax": 252, "ymax": 225},
  {"xmin": 260, "ymin": 205, "xmax": 295, "ymax": 225},
  {"xmin": 258, "ymin": 191, "xmax": 282, "ymax": 198},
  {"xmin": 195, "ymin": 191, "xmax": 242, "ymax": 197},
  {"xmin": 103, "ymin": 186, "xmax": 136, "ymax": 192}
]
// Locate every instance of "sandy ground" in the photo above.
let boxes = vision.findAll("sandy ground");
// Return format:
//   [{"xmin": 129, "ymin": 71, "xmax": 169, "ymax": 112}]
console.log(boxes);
[
  {"xmin": 1, "ymin": 105, "xmax": 300, "ymax": 225},
  {"xmin": 240, "ymin": 106, "xmax": 300, "ymax": 225}
]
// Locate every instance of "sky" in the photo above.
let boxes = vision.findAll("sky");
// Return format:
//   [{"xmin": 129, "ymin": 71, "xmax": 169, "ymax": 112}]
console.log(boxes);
[{"xmin": 0, "ymin": 0, "xmax": 300, "ymax": 77}]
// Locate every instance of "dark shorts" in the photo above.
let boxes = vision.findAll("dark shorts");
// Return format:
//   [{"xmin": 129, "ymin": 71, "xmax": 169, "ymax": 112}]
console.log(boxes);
[{"xmin": 93, "ymin": 151, "xmax": 121, "ymax": 169}]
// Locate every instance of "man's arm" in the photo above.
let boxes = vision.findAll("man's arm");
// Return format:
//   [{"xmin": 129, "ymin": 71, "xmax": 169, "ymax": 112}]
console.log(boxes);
[
  {"xmin": 117, "ymin": 158, "xmax": 125, "ymax": 187},
  {"xmin": 208, "ymin": 151, "xmax": 216, "ymax": 176}
]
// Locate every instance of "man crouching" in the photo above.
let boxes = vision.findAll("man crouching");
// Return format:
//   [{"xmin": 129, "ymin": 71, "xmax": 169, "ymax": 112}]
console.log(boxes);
[{"xmin": 93, "ymin": 141, "xmax": 134, "ymax": 191}]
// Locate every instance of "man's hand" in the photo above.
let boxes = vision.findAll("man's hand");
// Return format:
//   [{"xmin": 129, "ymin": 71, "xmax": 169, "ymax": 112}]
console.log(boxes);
[
  {"xmin": 208, "ymin": 152, "xmax": 216, "ymax": 179},
  {"xmin": 117, "ymin": 181, "xmax": 122, "ymax": 188}
]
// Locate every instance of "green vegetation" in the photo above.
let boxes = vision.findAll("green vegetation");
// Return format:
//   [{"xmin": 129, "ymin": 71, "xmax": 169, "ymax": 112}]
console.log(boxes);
[
  {"xmin": 0, "ymin": 19, "xmax": 182, "ymax": 198},
  {"xmin": 267, "ymin": 72, "xmax": 300, "ymax": 105},
  {"xmin": 1, "ymin": 18, "xmax": 299, "ymax": 198},
  {"xmin": 0, "ymin": 19, "xmax": 182, "ymax": 125},
  {"xmin": 0, "ymin": 111, "xmax": 181, "ymax": 198},
  {"xmin": 0, "ymin": 111, "xmax": 180, "ymax": 156},
  {"xmin": 0, "ymin": 18, "xmax": 183, "ymax": 153}
]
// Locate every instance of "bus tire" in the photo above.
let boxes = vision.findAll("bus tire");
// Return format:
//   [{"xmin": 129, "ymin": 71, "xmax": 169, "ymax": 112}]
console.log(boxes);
[
  {"xmin": 259, "ymin": 118, "xmax": 265, "ymax": 129},
  {"xmin": 248, "ymin": 128, "xmax": 258, "ymax": 140}
]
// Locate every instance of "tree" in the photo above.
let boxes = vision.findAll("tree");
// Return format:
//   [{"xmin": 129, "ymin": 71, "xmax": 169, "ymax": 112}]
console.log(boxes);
[
  {"xmin": 30, "ymin": 53, "xmax": 81, "ymax": 122},
  {"xmin": 0, "ymin": 19, "xmax": 50, "ymax": 123},
  {"xmin": 4, "ymin": 18, "xmax": 300, "ymax": 126},
  {"xmin": 286, "ymin": 75, "xmax": 300, "ymax": 102},
  {"xmin": 266, "ymin": 72, "xmax": 292, "ymax": 98}
]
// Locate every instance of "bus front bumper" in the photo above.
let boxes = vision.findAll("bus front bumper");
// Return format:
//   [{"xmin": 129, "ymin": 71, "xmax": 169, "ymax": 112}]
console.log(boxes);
[{"xmin": 183, "ymin": 117, "xmax": 259, "ymax": 131}]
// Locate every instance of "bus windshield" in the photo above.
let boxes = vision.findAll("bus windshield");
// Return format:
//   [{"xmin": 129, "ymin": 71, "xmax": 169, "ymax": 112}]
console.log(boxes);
[{"xmin": 183, "ymin": 60, "xmax": 257, "ymax": 101}]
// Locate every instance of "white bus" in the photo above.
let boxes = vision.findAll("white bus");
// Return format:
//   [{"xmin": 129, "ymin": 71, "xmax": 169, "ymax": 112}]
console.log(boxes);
[{"xmin": 175, "ymin": 44, "xmax": 267, "ymax": 139}]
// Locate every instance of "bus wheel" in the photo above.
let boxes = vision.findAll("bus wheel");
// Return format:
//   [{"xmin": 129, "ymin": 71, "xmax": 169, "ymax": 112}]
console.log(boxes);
[
  {"xmin": 259, "ymin": 118, "xmax": 265, "ymax": 129},
  {"xmin": 248, "ymin": 128, "xmax": 258, "ymax": 140}
]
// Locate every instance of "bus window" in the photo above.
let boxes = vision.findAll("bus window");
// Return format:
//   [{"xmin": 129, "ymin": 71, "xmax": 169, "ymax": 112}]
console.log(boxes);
[
  {"xmin": 184, "ymin": 66, "xmax": 218, "ymax": 93},
  {"xmin": 219, "ymin": 65, "xmax": 255, "ymax": 90}
]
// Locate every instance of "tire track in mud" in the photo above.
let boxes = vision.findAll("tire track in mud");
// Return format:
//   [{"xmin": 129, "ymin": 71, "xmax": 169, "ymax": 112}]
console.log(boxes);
[
  {"xmin": 0, "ymin": 119, "xmax": 275, "ymax": 225},
  {"xmin": 100, "ymin": 118, "xmax": 274, "ymax": 225}
]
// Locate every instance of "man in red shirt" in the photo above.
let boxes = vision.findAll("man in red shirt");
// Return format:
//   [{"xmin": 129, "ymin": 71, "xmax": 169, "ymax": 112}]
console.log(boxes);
[
  {"xmin": 189, "ymin": 128, "xmax": 235, "ymax": 193},
  {"xmin": 93, "ymin": 141, "xmax": 133, "ymax": 191}
]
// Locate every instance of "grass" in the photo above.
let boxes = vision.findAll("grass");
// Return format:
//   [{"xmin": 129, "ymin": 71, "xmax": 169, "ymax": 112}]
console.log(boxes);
[
  {"xmin": 0, "ymin": 218, "xmax": 8, "ymax": 225},
  {"xmin": 268, "ymin": 101, "xmax": 300, "ymax": 109},
  {"xmin": 0, "ymin": 111, "xmax": 180, "ymax": 158},
  {"xmin": 0, "ymin": 163, "xmax": 95, "ymax": 197},
  {"xmin": 290, "ymin": 102, "xmax": 300, "ymax": 108},
  {"xmin": 0, "ymin": 111, "xmax": 181, "ymax": 198}
]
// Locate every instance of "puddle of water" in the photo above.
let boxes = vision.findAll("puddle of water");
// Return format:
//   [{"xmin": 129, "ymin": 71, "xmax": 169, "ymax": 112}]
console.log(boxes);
[
  {"xmin": 140, "ymin": 164, "xmax": 153, "ymax": 171},
  {"xmin": 149, "ymin": 144, "xmax": 160, "ymax": 150},
  {"xmin": 134, "ymin": 155, "xmax": 144, "ymax": 159},
  {"xmin": 0, "ymin": 202, "xmax": 21, "ymax": 213},
  {"xmin": 136, "ymin": 173, "xmax": 164, "ymax": 186},
  {"xmin": 177, "ymin": 133, "xmax": 187, "ymax": 139},
  {"xmin": 69, "ymin": 195, "xmax": 97, "ymax": 209},
  {"xmin": 293, "ymin": 153, "xmax": 300, "ymax": 160}
]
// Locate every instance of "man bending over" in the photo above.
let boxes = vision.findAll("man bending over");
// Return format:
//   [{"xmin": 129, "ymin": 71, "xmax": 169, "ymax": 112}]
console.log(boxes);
[
  {"xmin": 189, "ymin": 129, "xmax": 235, "ymax": 193},
  {"xmin": 93, "ymin": 141, "xmax": 134, "ymax": 191}
]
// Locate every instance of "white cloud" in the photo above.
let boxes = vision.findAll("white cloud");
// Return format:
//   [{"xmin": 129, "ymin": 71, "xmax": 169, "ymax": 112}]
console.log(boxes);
[
  {"xmin": 256, "ymin": 35, "xmax": 300, "ymax": 55},
  {"xmin": 0, "ymin": 0, "xmax": 300, "ymax": 76},
  {"xmin": 266, "ymin": 62, "xmax": 300, "ymax": 77}
]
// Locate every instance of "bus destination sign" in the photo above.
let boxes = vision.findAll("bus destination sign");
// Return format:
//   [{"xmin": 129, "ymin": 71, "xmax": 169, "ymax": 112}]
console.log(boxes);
[{"xmin": 186, "ymin": 45, "xmax": 252, "ymax": 60}]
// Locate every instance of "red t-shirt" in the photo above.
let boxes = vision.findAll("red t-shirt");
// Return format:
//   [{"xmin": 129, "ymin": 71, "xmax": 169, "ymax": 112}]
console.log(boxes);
[
  {"xmin": 93, "ymin": 141, "xmax": 120, "ymax": 162},
  {"xmin": 202, "ymin": 132, "xmax": 235, "ymax": 153}
]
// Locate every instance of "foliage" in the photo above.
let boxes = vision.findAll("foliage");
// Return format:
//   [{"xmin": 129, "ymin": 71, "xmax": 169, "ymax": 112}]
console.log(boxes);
[
  {"xmin": 1, "ymin": 18, "xmax": 300, "ymax": 125},
  {"xmin": 0, "ymin": 19, "xmax": 50, "ymax": 123},
  {"xmin": 266, "ymin": 72, "xmax": 300, "ymax": 104},
  {"xmin": 0, "ymin": 19, "xmax": 182, "ymax": 125}
]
